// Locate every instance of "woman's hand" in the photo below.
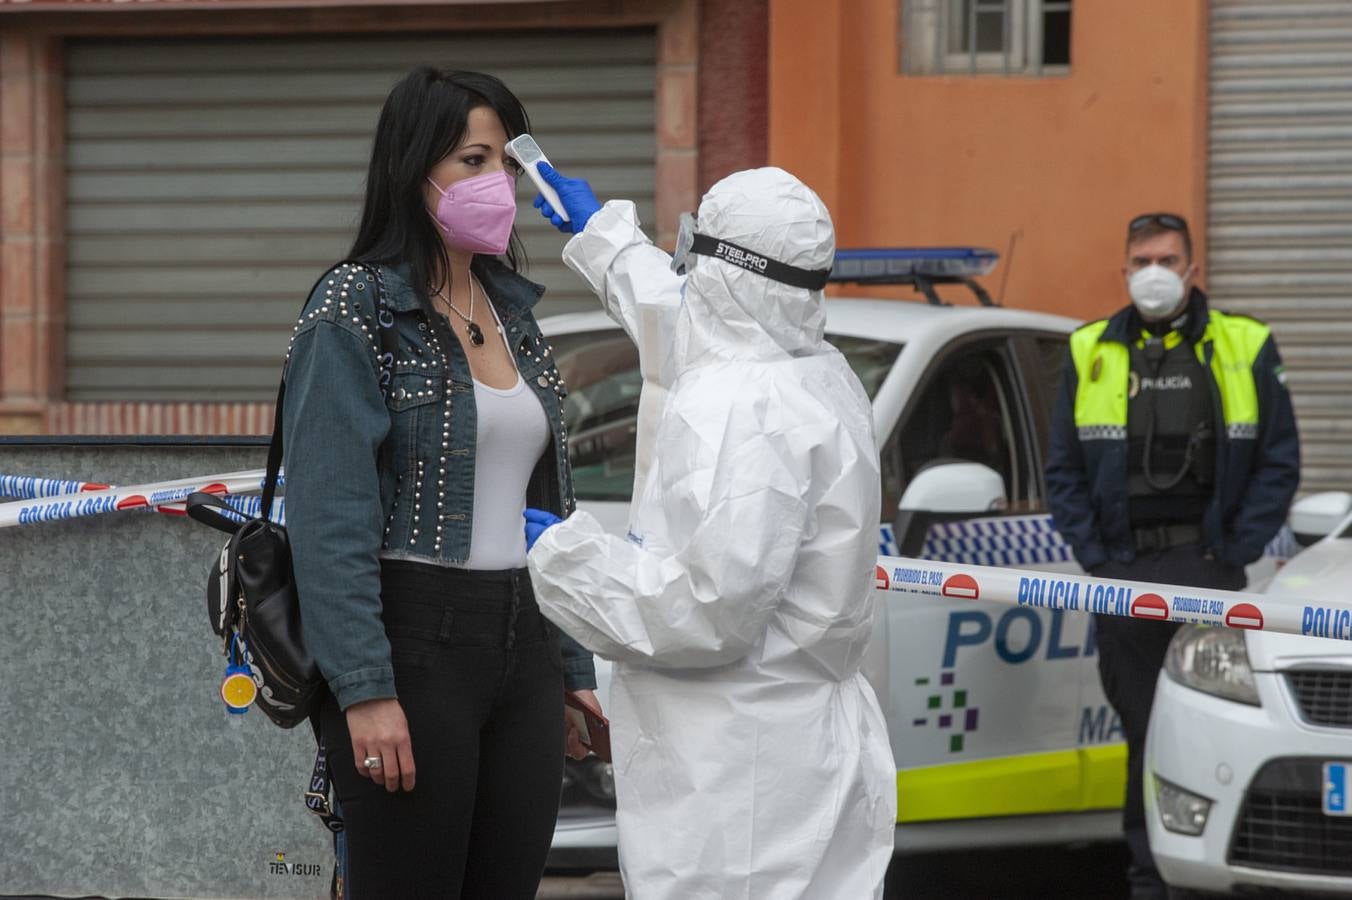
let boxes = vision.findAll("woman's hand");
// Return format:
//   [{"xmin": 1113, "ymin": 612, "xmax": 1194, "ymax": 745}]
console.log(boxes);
[
  {"xmin": 345, "ymin": 697, "xmax": 416, "ymax": 792},
  {"xmin": 565, "ymin": 688, "xmax": 602, "ymax": 760}
]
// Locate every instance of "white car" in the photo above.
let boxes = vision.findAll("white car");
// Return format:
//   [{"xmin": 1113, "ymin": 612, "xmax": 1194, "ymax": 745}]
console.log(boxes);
[
  {"xmin": 543, "ymin": 252, "xmax": 1283, "ymax": 870},
  {"xmin": 1147, "ymin": 492, "xmax": 1352, "ymax": 896}
]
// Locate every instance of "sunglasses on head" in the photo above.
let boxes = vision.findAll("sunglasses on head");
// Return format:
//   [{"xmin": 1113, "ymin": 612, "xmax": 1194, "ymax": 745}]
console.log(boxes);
[{"xmin": 1129, "ymin": 212, "xmax": 1188, "ymax": 233}]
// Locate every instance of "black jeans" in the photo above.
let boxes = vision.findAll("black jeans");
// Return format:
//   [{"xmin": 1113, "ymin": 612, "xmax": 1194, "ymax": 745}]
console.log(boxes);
[
  {"xmin": 1092, "ymin": 543, "xmax": 1246, "ymax": 899},
  {"xmin": 321, "ymin": 561, "xmax": 565, "ymax": 899}
]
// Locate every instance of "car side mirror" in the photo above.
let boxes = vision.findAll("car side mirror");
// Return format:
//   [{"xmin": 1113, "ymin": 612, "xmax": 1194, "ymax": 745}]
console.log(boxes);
[
  {"xmin": 1289, "ymin": 491, "xmax": 1352, "ymax": 546},
  {"xmin": 898, "ymin": 461, "xmax": 1007, "ymax": 514},
  {"xmin": 891, "ymin": 462, "xmax": 1007, "ymax": 558}
]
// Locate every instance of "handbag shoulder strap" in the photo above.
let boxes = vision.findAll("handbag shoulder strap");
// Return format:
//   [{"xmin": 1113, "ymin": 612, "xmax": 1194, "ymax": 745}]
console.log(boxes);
[
  {"xmin": 185, "ymin": 488, "xmax": 245, "ymax": 535},
  {"xmin": 264, "ymin": 261, "xmax": 398, "ymax": 522}
]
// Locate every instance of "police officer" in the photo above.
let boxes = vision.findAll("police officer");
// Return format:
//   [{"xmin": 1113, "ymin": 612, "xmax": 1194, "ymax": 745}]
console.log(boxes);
[{"xmin": 1046, "ymin": 212, "xmax": 1299, "ymax": 899}]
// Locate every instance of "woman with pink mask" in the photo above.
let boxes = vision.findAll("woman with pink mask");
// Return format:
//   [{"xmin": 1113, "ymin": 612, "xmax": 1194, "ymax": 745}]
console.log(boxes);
[{"xmin": 281, "ymin": 67, "xmax": 598, "ymax": 898}]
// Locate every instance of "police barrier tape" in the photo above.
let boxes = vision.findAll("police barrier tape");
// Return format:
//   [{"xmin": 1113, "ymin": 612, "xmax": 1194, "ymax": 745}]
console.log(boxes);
[
  {"xmin": 0, "ymin": 474, "xmax": 111, "ymax": 499},
  {"xmin": 0, "ymin": 471, "xmax": 285, "ymax": 501},
  {"xmin": 0, "ymin": 469, "xmax": 273, "ymax": 528},
  {"xmin": 215, "ymin": 495, "xmax": 285, "ymax": 523},
  {"xmin": 875, "ymin": 555, "xmax": 1352, "ymax": 643},
  {"xmin": 1, "ymin": 476, "xmax": 283, "ymax": 525},
  {"xmin": 4, "ymin": 466, "xmax": 1337, "ymax": 639}
]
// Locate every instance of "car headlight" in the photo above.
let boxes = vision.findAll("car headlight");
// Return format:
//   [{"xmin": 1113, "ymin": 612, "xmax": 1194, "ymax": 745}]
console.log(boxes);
[{"xmin": 1164, "ymin": 624, "xmax": 1260, "ymax": 706}]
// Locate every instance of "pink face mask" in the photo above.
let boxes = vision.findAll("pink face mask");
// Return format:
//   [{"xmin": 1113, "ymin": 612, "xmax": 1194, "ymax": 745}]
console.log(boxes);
[{"xmin": 426, "ymin": 170, "xmax": 517, "ymax": 255}]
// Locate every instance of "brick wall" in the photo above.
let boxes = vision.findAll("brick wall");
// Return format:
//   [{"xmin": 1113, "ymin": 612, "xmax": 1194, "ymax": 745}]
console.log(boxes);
[
  {"xmin": 0, "ymin": 32, "xmax": 63, "ymax": 434},
  {"xmin": 697, "ymin": 0, "xmax": 768, "ymax": 193}
]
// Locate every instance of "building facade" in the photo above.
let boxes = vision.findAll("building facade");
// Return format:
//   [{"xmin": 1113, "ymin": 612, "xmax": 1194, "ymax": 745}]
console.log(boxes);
[
  {"xmin": 769, "ymin": 0, "xmax": 1352, "ymax": 491},
  {"xmin": 0, "ymin": 0, "xmax": 767, "ymax": 432}
]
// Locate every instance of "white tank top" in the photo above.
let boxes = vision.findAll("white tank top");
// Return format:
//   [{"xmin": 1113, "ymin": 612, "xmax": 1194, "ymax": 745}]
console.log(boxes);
[{"xmin": 461, "ymin": 372, "xmax": 550, "ymax": 570}]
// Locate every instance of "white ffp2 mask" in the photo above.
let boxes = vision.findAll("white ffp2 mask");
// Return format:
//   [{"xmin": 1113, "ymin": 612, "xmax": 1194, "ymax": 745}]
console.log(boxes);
[{"xmin": 1128, "ymin": 264, "xmax": 1187, "ymax": 321}]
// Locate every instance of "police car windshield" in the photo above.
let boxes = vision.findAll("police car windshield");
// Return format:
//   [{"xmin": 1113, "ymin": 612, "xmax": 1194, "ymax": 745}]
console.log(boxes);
[{"xmin": 552, "ymin": 329, "xmax": 903, "ymax": 501}]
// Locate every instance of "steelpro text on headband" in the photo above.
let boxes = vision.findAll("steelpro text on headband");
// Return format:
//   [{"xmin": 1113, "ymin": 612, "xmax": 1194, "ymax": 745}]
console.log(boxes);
[{"xmin": 671, "ymin": 212, "xmax": 831, "ymax": 290}]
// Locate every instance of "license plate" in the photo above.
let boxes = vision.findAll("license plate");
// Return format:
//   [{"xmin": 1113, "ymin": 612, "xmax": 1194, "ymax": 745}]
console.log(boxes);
[{"xmin": 1324, "ymin": 762, "xmax": 1349, "ymax": 817}]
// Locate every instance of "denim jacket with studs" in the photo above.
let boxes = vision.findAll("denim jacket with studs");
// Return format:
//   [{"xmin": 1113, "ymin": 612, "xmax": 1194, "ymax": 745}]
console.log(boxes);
[{"xmin": 281, "ymin": 258, "xmax": 595, "ymax": 710}]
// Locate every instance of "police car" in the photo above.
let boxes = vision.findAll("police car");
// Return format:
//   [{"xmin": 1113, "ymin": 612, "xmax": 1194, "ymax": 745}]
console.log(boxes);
[
  {"xmin": 543, "ymin": 248, "xmax": 1269, "ymax": 868},
  {"xmin": 1146, "ymin": 492, "xmax": 1352, "ymax": 896}
]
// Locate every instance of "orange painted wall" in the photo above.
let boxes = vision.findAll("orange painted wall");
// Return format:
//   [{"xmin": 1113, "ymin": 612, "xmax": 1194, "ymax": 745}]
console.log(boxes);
[{"xmin": 767, "ymin": 0, "xmax": 1210, "ymax": 321}]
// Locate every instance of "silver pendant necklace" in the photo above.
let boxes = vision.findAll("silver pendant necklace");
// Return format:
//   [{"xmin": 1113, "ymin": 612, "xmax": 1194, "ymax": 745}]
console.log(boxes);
[{"xmin": 432, "ymin": 279, "xmax": 485, "ymax": 347}]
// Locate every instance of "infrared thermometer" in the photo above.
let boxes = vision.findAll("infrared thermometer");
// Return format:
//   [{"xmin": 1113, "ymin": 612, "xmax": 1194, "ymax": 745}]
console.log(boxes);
[{"xmin": 505, "ymin": 134, "xmax": 569, "ymax": 223}]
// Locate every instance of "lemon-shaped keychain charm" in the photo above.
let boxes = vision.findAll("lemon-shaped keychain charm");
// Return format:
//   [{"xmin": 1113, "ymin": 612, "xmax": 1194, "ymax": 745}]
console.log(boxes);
[{"xmin": 221, "ymin": 635, "xmax": 257, "ymax": 713}]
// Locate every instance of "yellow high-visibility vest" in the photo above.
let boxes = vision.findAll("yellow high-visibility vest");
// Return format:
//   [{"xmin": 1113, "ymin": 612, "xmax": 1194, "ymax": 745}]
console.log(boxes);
[{"xmin": 1069, "ymin": 311, "xmax": 1268, "ymax": 442}]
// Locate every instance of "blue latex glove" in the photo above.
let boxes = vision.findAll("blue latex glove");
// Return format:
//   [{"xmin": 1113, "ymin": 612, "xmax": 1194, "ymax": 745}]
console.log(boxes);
[
  {"xmin": 524, "ymin": 507, "xmax": 563, "ymax": 552},
  {"xmin": 534, "ymin": 161, "xmax": 602, "ymax": 235}
]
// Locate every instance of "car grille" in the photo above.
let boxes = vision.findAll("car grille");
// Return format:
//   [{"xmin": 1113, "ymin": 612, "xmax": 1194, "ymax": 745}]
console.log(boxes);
[
  {"xmin": 1229, "ymin": 758, "xmax": 1352, "ymax": 876},
  {"xmin": 1286, "ymin": 670, "xmax": 1352, "ymax": 727}
]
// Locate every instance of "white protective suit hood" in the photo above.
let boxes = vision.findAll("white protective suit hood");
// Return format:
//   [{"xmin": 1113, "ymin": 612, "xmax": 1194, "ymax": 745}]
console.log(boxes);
[
  {"xmin": 676, "ymin": 167, "xmax": 833, "ymax": 367},
  {"xmin": 538, "ymin": 167, "xmax": 895, "ymax": 899}
]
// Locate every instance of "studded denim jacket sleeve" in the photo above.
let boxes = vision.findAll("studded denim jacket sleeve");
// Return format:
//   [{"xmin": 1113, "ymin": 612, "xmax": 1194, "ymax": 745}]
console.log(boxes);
[{"xmin": 283, "ymin": 265, "xmax": 396, "ymax": 711}]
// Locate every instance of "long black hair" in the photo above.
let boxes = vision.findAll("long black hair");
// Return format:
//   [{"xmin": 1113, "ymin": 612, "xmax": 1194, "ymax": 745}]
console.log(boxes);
[{"xmin": 349, "ymin": 67, "xmax": 529, "ymax": 300}]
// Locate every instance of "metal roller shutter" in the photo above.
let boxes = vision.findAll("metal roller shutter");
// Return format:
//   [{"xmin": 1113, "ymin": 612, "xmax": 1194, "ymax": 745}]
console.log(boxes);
[
  {"xmin": 1210, "ymin": 1, "xmax": 1352, "ymax": 492},
  {"xmin": 64, "ymin": 32, "xmax": 656, "ymax": 401}
]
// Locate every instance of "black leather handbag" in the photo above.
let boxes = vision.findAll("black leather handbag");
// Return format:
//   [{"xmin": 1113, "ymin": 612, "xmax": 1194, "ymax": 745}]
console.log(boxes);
[{"xmin": 186, "ymin": 433, "xmax": 318, "ymax": 729}]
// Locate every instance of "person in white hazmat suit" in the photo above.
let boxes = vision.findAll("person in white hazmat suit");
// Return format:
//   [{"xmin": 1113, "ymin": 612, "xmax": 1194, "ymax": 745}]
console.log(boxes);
[{"xmin": 523, "ymin": 164, "xmax": 897, "ymax": 899}]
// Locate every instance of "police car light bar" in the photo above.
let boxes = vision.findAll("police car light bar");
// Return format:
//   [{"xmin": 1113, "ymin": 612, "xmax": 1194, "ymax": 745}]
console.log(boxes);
[
  {"xmin": 829, "ymin": 248, "xmax": 1000, "ymax": 307},
  {"xmin": 831, "ymin": 247, "xmax": 999, "ymax": 280}
]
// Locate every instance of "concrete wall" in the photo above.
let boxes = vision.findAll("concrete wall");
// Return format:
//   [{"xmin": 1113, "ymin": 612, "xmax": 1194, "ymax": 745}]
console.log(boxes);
[
  {"xmin": 0, "ymin": 439, "xmax": 332, "ymax": 899},
  {"xmin": 768, "ymin": 0, "xmax": 1210, "ymax": 321}
]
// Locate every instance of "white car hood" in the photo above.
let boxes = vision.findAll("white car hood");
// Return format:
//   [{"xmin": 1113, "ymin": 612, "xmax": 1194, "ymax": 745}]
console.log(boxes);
[{"xmin": 1248, "ymin": 543, "xmax": 1352, "ymax": 670}]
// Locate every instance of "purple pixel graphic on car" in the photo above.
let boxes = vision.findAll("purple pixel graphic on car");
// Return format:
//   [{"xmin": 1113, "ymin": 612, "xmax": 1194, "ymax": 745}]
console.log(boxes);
[{"xmin": 912, "ymin": 670, "xmax": 981, "ymax": 752}]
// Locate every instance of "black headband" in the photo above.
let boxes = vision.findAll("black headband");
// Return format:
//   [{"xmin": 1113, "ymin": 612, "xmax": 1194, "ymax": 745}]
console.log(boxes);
[{"xmin": 689, "ymin": 234, "xmax": 831, "ymax": 291}]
